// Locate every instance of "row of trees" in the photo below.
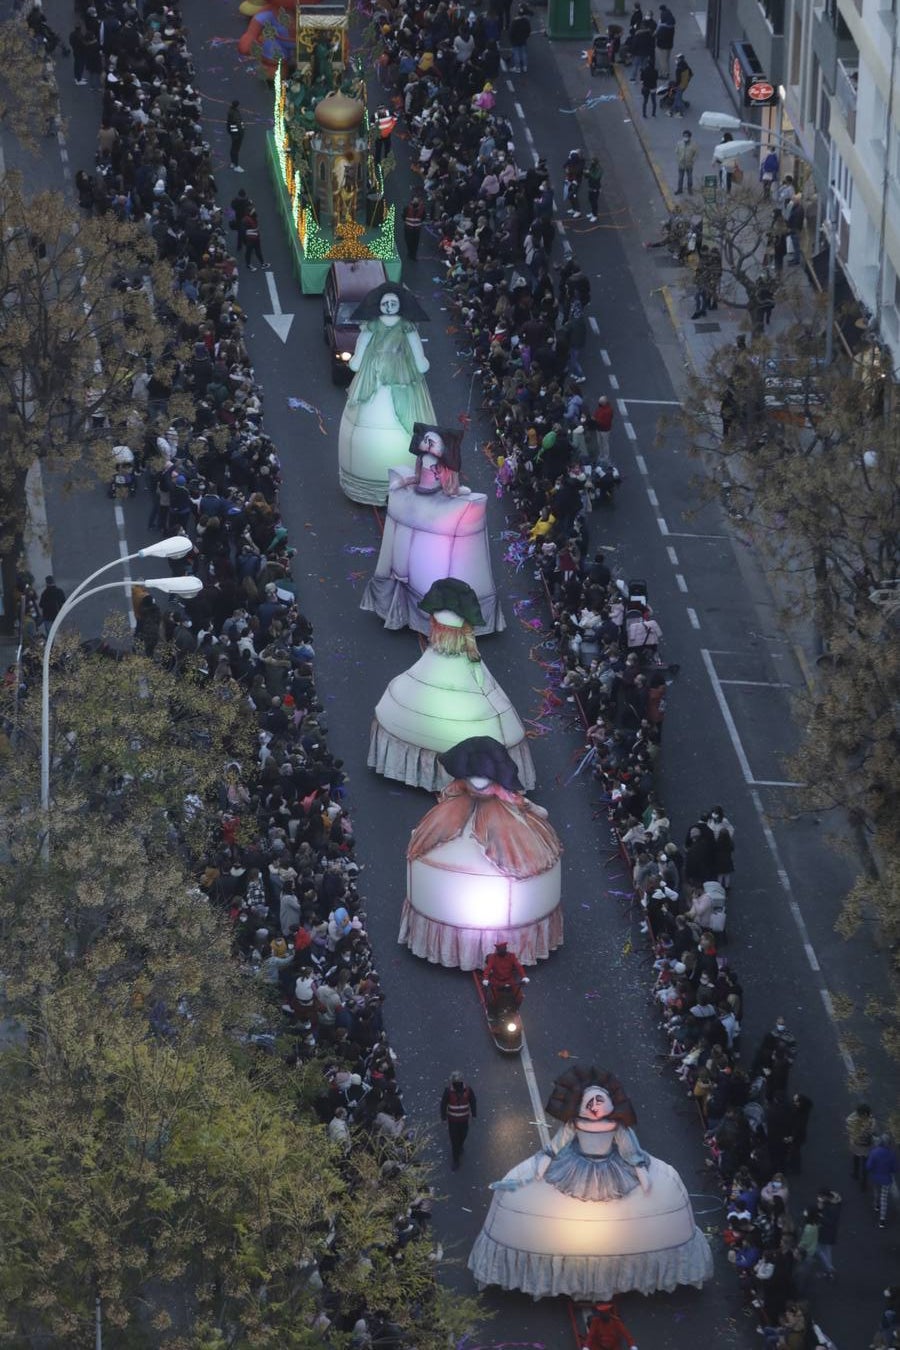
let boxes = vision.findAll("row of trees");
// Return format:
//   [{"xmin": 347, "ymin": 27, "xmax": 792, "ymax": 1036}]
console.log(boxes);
[
  {"xmin": 0, "ymin": 640, "xmax": 481, "ymax": 1346},
  {"xmin": 672, "ymin": 199, "xmax": 900, "ymax": 1105}
]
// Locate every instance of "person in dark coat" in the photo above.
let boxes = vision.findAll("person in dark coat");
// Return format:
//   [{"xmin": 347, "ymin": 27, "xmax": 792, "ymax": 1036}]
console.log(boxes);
[
  {"xmin": 440, "ymin": 1070, "xmax": 477, "ymax": 1170},
  {"xmin": 683, "ymin": 820, "xmax": 716, "ymax": 886},
  {"xmin": 39, "ymin": 576, "xmax": 66, "ymax": 631}
]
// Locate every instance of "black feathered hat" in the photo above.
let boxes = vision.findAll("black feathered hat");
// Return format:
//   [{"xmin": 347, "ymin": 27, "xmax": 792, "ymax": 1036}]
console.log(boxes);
[
  {"xmin": 409, "ymin": 422, "xmax": 462, "ymax": 472},
  {"xmin": 420, "ymin": 579, "xmax": 485, "ymax": 628},
  {"xmin": 545, "ymin": 1065, "xmax": 637, "ymax": 1127},
  {"xmin": 438, "ymin": 737, "xmax": 523, "ymax": 791},
  {"xmin": 350, "ymin": 281, "xmax": 430, "ymax": 323}
]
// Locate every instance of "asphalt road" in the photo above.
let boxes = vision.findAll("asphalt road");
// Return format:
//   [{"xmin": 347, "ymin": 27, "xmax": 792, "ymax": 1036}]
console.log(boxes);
[{"xmin": 23, "ymin": 3, "xmax": 898, "ymax": 1345}]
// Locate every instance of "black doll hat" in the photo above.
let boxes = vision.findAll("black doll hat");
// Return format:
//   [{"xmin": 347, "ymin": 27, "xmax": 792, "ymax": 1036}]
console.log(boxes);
[
  {"xmin": 420, "ymin": 578, "xmax": 485, "ymax": 628},
  {"xmin": 350, "ymin": 280, "xmax": 430, "ymax": 323},
  {"xmin": 409, "ymin": 422, "xmax": 463, "ymax": 471},
  {"xmin": 437, "ymin": 737, "xmax": 523, "ymax": 791}
]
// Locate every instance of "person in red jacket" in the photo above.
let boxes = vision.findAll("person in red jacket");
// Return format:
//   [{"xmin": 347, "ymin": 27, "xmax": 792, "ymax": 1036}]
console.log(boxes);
[
  {"xmin": 583, "ymin": 1301, "xmax": 638, "ymax": 1350},
  {"xmin": 482, "ymin": 940, "xmax": 529, "ymax": 1007},
  {"xmin": 592, "ymin": 395, "xmax": 615, "ymax": 460}
]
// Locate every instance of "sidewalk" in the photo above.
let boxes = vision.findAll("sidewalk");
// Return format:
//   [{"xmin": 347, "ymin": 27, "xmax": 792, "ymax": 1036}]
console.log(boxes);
[{"xmin": 534, "ymin": 2, "xmax": 804, "ymax": 371}]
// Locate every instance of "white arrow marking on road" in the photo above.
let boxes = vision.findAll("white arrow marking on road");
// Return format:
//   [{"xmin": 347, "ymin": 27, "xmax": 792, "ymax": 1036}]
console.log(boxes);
[{"xmin": 262, "ymin": 270, "xmax": 294, "ymax": 343}]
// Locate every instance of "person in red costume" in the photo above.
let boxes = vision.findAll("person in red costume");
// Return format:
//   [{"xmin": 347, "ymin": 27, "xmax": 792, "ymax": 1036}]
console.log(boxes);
[
  {"xmin": 482, "ymin": 940, "xmax": 529, "ymax": 1007},
  {"xmin": 583, "ymin": 1301, "xmax": 638, "ymax": 1350}
]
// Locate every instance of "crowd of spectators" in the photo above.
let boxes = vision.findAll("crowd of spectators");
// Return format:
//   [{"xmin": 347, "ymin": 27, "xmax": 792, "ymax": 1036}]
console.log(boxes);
[
  {"xmin": 371, "ymin": 7, "xmax": 885, "ymax": 1347},
  {"xmin": 10, "ymin": 0, "xmax": 445, "ymax": 1341},
  {"xmin": 8, "ymin": 0, "xmax": 893, "ymax": 1342}
]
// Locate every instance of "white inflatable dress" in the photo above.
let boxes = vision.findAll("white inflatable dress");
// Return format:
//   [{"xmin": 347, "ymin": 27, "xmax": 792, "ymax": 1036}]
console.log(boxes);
[
  {"xmin": 338, "ymin": 287, "xmax": 436, "ymax": 505},
  {"xmin": 469, "ymin": 1070, "xmax": 713, "ymax": 1302},
  {"xmin": 369, "ymin": 580, "xmax": 534, "ymax": 792},
  {"xmin": 399, "ymin": 739, "xmax": 562, "ymax": 969}
]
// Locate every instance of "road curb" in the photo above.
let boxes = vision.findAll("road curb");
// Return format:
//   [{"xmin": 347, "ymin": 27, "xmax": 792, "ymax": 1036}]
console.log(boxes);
[{"xmin": 613, "ymin": 64, "xmax": 676, "ymax": 214}]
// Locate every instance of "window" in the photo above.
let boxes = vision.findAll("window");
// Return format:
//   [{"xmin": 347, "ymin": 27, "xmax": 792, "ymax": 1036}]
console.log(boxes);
[
  {"xmin": 830, "ymin": 143, "xmax": 854, "ymax": 216},
  {"xmin": 760, "ymin": 0, "xmax": 785, "ymax": 34}
]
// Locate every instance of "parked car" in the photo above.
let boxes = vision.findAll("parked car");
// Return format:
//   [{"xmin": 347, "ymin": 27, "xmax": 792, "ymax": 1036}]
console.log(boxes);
[{"xmin": 323, "ymin": 259, "xmax": 388, "ymax": 385}]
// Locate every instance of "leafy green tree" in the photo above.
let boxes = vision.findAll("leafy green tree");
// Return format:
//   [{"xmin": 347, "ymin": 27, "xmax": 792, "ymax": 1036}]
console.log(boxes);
[
  {"xmin": 0, "ymin": 645, "xmax": 483, "ymax": 1346},
  {"xmin": 0, "ymin": 179, "xmax": 195, "ymax": 618}
]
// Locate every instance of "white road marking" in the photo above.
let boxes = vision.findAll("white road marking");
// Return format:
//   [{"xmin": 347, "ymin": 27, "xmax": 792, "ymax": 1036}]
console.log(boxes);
[
  {"xmin": 700, "ymin": 649, "xmax": 855, "ymax": 1072},
  {"xmin": 636, "ymin": 454, "xmax": 649, "ymax": 476},
  {"xmin": 520, "ymin": 1033, "xmax": 550, "ymax": 1148},
  {"xmin": 588, "ymin": 316, "xmax": 600, "ymax": 334},
  {"xmin": 686, "ymin": 606, "xmax": 700, "ymax": 627},
  {"xmin": 700, "ymin": 649, "xmax": 756, "ymax": 783},
  {"xmin": 646, "ymin": 487, "xmax": 659, "ymax": 507},
  {"xmin": 666, "ymin": 545, "xmax": 679, "ymax": 565},
  {"xmin": 657, "ymin": 516, "xmax": 669, "ymax": 534},
  {"xmin": 600, "ymin": 349, "xmax": 611, "ymax": 366},
  {"xmin": 663, "ymin": 531, "xmax": 729, "ymax": 541},
  {"xmin": 514, "ymin": 101, "xmax": 525, "ymax": 118},
  {"xmin": 619, "ymin": 398, "xmax": 682, "ymax": 405},
  {"xmin": 751, "ymin": 779, "xmax": 805, "ymax": 788},
  {"xmin": 616, "ymin": 398, "xmax": 627, "ymax": 415},
  {"xmin": 624, "ymin": 422, "xmax": 637, "ymax": 441},
  {"xmin": 719, "ymin": 679, "xmax": 795, "ymax": 688},
  {"xmin": 608, "ymin": 373, "xmax": 619, "ymax": 389},
  {"xmin": 675, "ymin": 572, "xmax": 688, "ymax": 592}
]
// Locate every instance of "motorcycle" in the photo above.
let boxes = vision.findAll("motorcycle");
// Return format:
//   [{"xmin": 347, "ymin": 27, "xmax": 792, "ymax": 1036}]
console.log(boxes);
[
  {"xmin": 108, "ymin": 445, "xmax": 137, "ymax": 499},
  {"xmin": 473, "ymin": 970, "xmax": 528, "ymax": 1054}
]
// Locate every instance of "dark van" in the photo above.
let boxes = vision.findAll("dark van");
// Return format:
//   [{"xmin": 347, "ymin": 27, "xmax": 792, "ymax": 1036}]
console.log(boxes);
[{"xmin": 323, "ymin": 259, "xmax": 387, "ymax": 385}]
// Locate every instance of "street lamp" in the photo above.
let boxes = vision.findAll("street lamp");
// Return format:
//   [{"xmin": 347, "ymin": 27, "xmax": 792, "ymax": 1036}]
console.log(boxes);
[
  {"xmin": 40, "ymin": 545, "xmax": 201, "ymax": 859},
  {"xmin": 701, "ymin": 109, "xmax": 839, "ymax": 365}
]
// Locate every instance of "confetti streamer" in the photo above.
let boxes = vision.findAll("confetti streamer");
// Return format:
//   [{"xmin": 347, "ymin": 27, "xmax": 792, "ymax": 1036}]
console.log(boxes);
[
  {"xmin": 287, "ymin": 397, "xmax": 327, "ymax": 435},
  {"xmin": 343, "ymin": 545, "xmax": 376, "ymax": 555}
]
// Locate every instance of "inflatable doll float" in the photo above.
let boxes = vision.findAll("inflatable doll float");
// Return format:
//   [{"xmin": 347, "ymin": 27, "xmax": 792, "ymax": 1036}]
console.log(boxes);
[
  {"xmin": 399, "ymin": 737, "xmax": 562, "ymax": 969},
  {"xmin": 369, "ymin": 578, "xmax": 534, "ymax": 792},
  {"xmin": 360, "ymin": 423, "xmax": 504, "ymax": 635},
  {"xmin": 338, "ymin": 282, "xmax": 435, "ymax": 506},
  {"xmin": 468, "ymin": 1064, "xmax": 713, "ymax": 1301},
  {"xmin": 237, "ymin": 0, "xmax": 298, "ymax": 71}
]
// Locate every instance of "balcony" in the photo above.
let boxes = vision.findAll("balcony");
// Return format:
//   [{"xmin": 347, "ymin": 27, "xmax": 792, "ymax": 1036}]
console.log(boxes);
[
  {"xmin": 835, "ymin": 59, "xmax": 858, "ymax": 140},
  {"xmin": 811, "ymin": 2, "xmax": 858, "ymax": 86}
]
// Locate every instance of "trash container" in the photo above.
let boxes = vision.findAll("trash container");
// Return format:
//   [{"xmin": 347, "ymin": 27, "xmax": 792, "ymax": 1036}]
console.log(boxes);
[{"xmin": 547, "ymin": 0, "xmax": 593, "ymax": 41}]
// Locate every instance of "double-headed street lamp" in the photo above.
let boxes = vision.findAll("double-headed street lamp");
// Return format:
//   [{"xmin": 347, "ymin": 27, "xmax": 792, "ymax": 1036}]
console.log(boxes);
[
  {"xmin": 699, "ymin": 110, "xmax": 839, "ymax": 366},
  {"xmin": 40, "ymin": 536, "xmax": 202, "ymax": 859}
]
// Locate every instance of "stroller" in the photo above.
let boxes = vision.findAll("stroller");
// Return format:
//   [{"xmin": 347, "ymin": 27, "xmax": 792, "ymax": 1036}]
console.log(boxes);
[
  {"xmin": 659, "ymin": 79, "xmax": 691, "ymax": 113},
  {"xmin": 588, "ymin": 24, "xmax": 621, "ymax": 75}
]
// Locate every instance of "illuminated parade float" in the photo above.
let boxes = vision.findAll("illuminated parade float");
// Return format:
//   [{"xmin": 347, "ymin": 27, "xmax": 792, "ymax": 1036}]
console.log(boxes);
[
  {"xmin": 263, "ymin": 0, "xmax": 401, "ymax": 293},
  {"xmin": 369, "ymin": 579, "xmax": 535, "ymax": 792},
  {"xmin": 400, "ymin": 738, "xmax": 562, "ymax": 969},
  {"xmin": 359, "ymin": 423, "xmax": 505, "ymax": 623},
  {"xmin": 469, "ymin": 1065, "xmax": 713, "ymax": 1301}
]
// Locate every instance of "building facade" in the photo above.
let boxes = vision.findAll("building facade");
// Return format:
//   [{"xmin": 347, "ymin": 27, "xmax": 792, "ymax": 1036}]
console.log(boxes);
[{"xmin": 705, "ymin": 0, "xmax": 900, "ymax": 372}]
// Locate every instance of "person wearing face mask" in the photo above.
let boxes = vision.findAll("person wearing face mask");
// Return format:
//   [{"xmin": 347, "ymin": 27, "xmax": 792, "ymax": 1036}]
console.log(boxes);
[
  {"xmin": 440, "ymin": 1070, "xmax": 477, "ymax": 1170},
  {"xmin": 674, "ymin": 128, "xmax": 697, "ymax": 194}
]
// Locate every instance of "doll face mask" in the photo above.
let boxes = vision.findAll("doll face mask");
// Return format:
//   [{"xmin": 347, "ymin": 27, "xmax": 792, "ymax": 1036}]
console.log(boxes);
[{"xmin": 379, "ymin": 291, "xmax": 401, "ymax": 317}]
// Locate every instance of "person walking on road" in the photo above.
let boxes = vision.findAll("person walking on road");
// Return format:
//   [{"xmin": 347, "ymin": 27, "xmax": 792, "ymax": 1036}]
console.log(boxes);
[
  {"xmin": 69, "ymin": 21, "xmax": 87, "ymax": 83},
  {"xmin": 585, "ymin": 155, "xmax": 603, "ymax": 222},
  {"xmin": 866, "ymin": 1134, "xmax": 898, "ymax": 1228},
  {"xmin": 231, "ymin": 187, "xmax": 251, "ymax": 250},
  {"xmin": 668, "ymin": 53, "xmax": 692, "ymax": 117},
  {"xmin": 674, "ymin": 129, "xmax": 697, "ymax": 194},
  {"xmin": 39, "ymin": 576, "xmax": 66, "ymax": 633},
  {"xmin": 227, "ymin": 99, "xmax": 245, "ymax": 171},
  {"xmin": 814, "ymin": 1187, "xmax": 841, "ymax": 1280},
  {"xmin": 402, "ymin": 195, "xmax": 425, "ymax": 260},
  {"xmin": 242, "ymin": 203, "xmax": 270, "ymax": 271},
  {"xmin": 846, "ymin": 1102, "xmax": 877, "ymax": 1189},
  {"xmin": 440, "ymin": 1069, "xmax": 476, "ymax": 1171},
  {"xmin": 508, "ymin": 5, "xmax": 532, "ymax": 73}
]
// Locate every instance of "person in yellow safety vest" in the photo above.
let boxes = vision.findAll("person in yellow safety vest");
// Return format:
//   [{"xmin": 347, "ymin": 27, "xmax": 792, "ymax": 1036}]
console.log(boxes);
[{"xmin": 373, "ymin": 106, "xmax": 396, "ymax": 163}]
